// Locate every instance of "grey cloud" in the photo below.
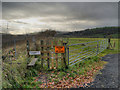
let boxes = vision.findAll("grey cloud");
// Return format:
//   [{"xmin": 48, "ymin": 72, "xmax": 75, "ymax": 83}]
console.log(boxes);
[
  {"xmin": 3, "ymin": 2, "xmax": 117, "ymax": 20},
  {"xmin": 2, "ymin": 2, "xmax": 118, "ymax": 33},
  {"xmin": 14, "ymin": 21, "xmax": 28, "ymax": 24},
  {"xmin": 2, "ymin": 2, "xmax": 69, "ymax": 19}
]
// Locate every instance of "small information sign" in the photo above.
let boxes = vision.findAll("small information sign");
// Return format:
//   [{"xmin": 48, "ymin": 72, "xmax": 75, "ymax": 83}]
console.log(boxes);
[{"xmin": 29, "ymin": 51, "xmax": 41, "ymax": 55}]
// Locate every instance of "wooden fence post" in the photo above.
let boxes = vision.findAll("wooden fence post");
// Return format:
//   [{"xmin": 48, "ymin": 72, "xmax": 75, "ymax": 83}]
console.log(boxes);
[
  {"xmin": 67, "ymin": 46, "xmax": 69, "ymax": 65},
  {"xmin": 113, "ymin": 41, "xmax": 115, "ymax": 49},
  {"xmin": 41, "ymin": 40, "xmax": 44, "ymax": 68},
  {"xmin": 107, "ymin": 36, "xmax": 112, "ymax": 49},
  {"xmin": 63, "ymin": 42, "xmax": 67, "ymax": 69},
  {"xmin": 27, "ymin": 40, "xmax": 30, "ymax": 57},
  {"xmin": 61, "ymin": 40, "xmax": 64, "ymax": 68},
  {"xmin": 51, "ymin": 40, "xmax": 54, "ymax": 69},
  {"xmin": 26, "ymin": 40, "xmax": 30, "ymax": 66},
  {"xmin": 55, "ymin": 40, "xmax": 58, "ymax": 69},
  {"xmin": 47, "ymin": 40, "xmax": 50, "ymax": 69},
  {"xmin": 14, "ymin": 39, "xmax": 16, "ymax": 58}
]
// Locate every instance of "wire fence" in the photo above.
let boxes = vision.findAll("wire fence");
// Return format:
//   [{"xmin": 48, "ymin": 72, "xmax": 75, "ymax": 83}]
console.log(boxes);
[
  {"xmin": 2, "ymin": 37, "xmax": 34, "ymax": 63},
  {"xmin": 67, "ymin": 39, "xmax": 108, "ymax": 66}
]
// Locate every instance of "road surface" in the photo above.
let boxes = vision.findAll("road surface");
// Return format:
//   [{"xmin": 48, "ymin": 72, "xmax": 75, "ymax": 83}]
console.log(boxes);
[{"xmin": 89, "ymin": 54, "xmax": 119, "ymax": 88}]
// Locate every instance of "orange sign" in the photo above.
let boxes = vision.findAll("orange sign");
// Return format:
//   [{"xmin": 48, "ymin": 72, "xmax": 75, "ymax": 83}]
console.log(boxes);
[{"xmin": 55, "ymin": 46, "xmax": 65, "ymax": 53}]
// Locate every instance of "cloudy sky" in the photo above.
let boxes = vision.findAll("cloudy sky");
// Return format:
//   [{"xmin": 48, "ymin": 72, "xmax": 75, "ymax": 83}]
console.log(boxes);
[{"xmin": 2, "ymin": 2, "xmax": 118, "ymax": 34}]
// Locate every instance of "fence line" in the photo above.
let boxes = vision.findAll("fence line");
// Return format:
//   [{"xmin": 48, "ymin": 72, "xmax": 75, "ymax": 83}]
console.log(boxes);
[{"xmin": 2, "ymin": 37, "xmax": 108, "ymax": 69}]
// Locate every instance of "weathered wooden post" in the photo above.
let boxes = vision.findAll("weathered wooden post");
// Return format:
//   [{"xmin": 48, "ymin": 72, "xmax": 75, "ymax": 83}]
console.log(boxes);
[
  {"xmin": 14, "ymin": 39, "xmax": 16, "ymax": 58},
  {"xmin": 61, "ymin": 40, "xmax": 64, "ymax": 68},
  {"xmin": 55, "ymin": 40, "xmax": 58, "ymax": 69},
  {"xmin": 113, "ymin": 41, "xmax": 115, "ymax": 49},
  {"xmin": 67, "ymin": 46, "xmax": 69, "ymax": 65},
  {"xmin": 26, "ymin": 40, "xmax": 30, "ymax": 69},
  {"xmin": 26, "ymin": 40, "xmax": 30, "ymax": 57},
  {"xmin": 41, "ymin": 40, "xmax": 44, "ymax": 68},
  {"xmin": 66, "ymin": 38, "xmax": 69, "ymax": 66},
  {"xmin": 60, "ymin": 38, "xmax": 67, "ymax": 69},
  {"xmin": 107, "ymin": 35, "xmax": 112, "ymax": 49},
  {"xmin": 47, "ymin": 40, "xmax": 50, "ymax": 69},
  {"xmin": 51, "ymin": 40, "xmax": 54, "ymax": 69},
  {"xmin": 108, "ymin": 36, "xmax": 110, "ymax": 49},
  {"xmin": 63, "ymin": 42, "xmax": 68, "ymax": 69}
]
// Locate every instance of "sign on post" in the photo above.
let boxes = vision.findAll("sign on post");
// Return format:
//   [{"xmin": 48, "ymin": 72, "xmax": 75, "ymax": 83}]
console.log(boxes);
[
  {"xmin": 29, "ymin": 51, "xmax": 41, "ymax": 55},
  {"xmin": 55, "ymin": 46, "xmax": 65, "ymax": 53}
]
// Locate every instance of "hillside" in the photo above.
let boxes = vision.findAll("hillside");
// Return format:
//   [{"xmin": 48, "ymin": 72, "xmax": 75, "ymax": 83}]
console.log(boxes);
[
  {"xmin": 2, "ymin": 27, "xmax": 119, "ymax": 42},
  {"xmin": 59, "ymin": 27, "xmax": 119, "ymax": 38},
  {"xmin": 2, "ymin": 30, "xmax": 56, "ymax": 42}
]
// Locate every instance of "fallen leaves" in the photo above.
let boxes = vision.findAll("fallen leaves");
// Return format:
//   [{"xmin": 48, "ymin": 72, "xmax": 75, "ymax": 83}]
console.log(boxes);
[
  {"xmin": 38, "ymin": 71, "xmax": 95, "ymax": 88},
  {"xmin": 33, "ymin": 61, "xmax": 105, "ymax": 88}
]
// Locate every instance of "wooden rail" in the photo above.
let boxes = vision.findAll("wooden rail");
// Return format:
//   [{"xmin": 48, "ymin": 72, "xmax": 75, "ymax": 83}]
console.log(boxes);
[{"xmin": 26, "ymin": 37, "xmax": 68, "ymax": 69}]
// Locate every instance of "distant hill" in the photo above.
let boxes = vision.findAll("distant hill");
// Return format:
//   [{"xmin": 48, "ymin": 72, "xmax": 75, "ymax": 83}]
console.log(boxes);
[
  {"xmin": 2, "ymin": 27, "xmax": 119, "ymax": 42},
  {"xmin": 2, "ymin": 29, "xmax": 57, "ymax": 44},
  {"xmin": 57, "ymin": 27, "xmax": 119, "ymax": 38}
]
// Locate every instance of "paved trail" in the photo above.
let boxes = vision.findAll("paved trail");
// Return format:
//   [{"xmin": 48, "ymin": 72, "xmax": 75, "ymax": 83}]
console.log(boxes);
[{"xmin": 89, "ymin": 54, "xmax": 119, "ymax": 88}]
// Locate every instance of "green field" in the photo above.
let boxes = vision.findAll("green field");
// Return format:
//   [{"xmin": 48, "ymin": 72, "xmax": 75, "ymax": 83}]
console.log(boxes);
[{"xmin": 2, "ymin": 38, "xmax": 119, "ymax": 88}]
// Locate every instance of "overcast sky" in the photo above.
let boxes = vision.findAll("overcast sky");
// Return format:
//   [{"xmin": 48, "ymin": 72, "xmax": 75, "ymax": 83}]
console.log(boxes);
[{"xmin": 2, "ymin": 2, "xmax": 118, "ymax": 34}]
